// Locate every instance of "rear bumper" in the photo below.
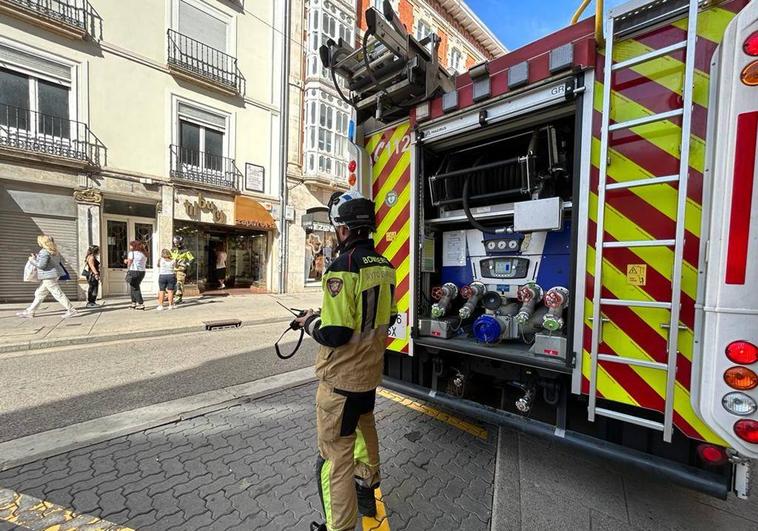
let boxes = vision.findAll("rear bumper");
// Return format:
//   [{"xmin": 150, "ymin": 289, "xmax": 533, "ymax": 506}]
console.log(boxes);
[{"xmin": 381, "ymin": 377, "xmax": 730, "ymax": 499}]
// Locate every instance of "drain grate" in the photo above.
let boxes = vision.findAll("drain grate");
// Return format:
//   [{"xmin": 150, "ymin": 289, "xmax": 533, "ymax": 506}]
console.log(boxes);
[{"xmin": 204, "ymin": 319, "xmax": 242, "ymax": 331}]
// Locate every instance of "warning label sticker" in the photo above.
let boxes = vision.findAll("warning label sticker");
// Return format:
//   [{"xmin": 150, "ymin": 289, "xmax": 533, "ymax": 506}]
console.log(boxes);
[{"xmin": 627, "ymin": 264, "xmax": 647, "ymax": 286}]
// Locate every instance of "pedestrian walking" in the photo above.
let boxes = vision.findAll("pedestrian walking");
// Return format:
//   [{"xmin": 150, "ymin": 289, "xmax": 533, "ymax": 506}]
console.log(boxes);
[
  {"xmin": 17, "ymin": 235, "xmax": 77, "ymax": 319},
  {"xmin": 215, "ymin": 243, "xmax": 227, "ymax": 289},
  {"xmin": 295, "ymin": 191, "xmax": 396, "ymax": 531},
  {"xmin": 156, "ymin": 249, "xmax": 177, "ymax": 311},
  {"xmin": 125, "ymin": 240, "xmax": 147, "ymax": 310},
  {"xmin": 83, "ymin": 245, "xmax": 101, "ymax": 307}
]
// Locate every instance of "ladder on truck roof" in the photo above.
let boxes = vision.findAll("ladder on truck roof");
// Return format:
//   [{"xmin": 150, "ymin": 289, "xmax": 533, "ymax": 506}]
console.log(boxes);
[{"xmin": 587, "ymin": 0, "xmax": 700, "ymax": 443}]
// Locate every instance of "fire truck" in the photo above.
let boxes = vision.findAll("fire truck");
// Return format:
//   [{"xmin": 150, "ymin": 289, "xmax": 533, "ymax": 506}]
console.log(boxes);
[{"xmin": 320, "ymin": 0, "xmax": 758, "ymax": 498}]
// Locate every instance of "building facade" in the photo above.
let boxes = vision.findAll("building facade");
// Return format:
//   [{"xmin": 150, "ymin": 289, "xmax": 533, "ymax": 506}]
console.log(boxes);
[
  {"xmin": 0, "ymin": 0, "xmax": 287, "ymax": 301},
  {"xmin": 285, "ymin": 0, "xmax": 355, "ymax": 292},
  {"xmin": 357, "ymin": 0, "xmax": 506, "ymax": 72}
]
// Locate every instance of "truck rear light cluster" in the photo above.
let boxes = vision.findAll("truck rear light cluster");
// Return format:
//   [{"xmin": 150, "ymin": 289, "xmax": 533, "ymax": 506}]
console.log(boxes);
[
  {"xmin": 726, "ymin": 340, "xmax": 758, "ymax": 364},
  {"xmin": 741, "ymin": 61, "xmax": 758, "ymax": 86},
  {"xmin": 744, "ymin": 31, "xmax": 758, "ymax": 56},
  {"xmin": 724, "ymin": 366, "xmax": 758, "ymax": 390},
  {"xmin": 348, "ymin": 159, "xmax": 357, "ymax": 187},
  {"xmin": 734, "ymin": 419, "xmax": 758, "ymax": 444},
  {"xmin": 722, "ymin": 392, "xmax": 757, "ymax": 416}
]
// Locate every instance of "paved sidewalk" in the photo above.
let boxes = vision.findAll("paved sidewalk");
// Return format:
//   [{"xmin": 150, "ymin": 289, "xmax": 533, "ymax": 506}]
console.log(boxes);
[
  {"xmin": 2, "ymin": 381, "xmax": 756, "ymax": 530},
  {"xmin": 0, "ymin": 292, "xmax": 323, "ymax": 353}
]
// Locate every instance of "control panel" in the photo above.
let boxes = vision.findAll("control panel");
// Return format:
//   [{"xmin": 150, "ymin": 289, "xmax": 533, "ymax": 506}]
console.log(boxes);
[{"xmin": 479, "ymin": 257, "xmax": 530, "ymax": 279}]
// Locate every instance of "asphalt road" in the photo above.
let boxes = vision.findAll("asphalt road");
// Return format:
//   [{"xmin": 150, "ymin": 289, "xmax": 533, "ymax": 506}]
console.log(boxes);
[{"xmin": 0, "ymin": 323, "xmax": 318, "ymax": 443}]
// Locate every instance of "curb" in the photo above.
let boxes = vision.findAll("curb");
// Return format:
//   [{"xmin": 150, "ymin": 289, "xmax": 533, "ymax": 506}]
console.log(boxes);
[
  {"xmin": 0, "ymin": 367, "xmax": 316, "ymax": 472},
  {"xmin": 0, "ymin": 315, "xmax": 292, "ymax": 355}
]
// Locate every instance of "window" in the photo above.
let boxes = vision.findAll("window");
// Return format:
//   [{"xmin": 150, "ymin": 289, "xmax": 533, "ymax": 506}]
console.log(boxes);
[
  {"xmin": 179, "ymin": 120, "xmax": 224, "ymax": 171},
  {"xmin": 0, "ymin": 67, "xmax": 70, "ymax": 136},
  {"xmin": 450, "ymin": 48, "xmax": 464, "ymax": 73},
  {"xmin": 178, "ymin": 0, "xmax": 228, "ymax": 51}
]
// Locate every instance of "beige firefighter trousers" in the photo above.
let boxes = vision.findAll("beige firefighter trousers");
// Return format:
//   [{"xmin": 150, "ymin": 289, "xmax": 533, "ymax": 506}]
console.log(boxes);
[{"xmin": 316, "ymin": 382, "xmax": 380, "ymax": 531}]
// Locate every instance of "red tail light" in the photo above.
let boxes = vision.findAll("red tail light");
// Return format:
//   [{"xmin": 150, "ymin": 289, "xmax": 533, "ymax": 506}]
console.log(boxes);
[
  {"xmin": 348, "ymin": 160, "xmax": 357, "ymax": 172},
  {"xmin": 734, "ymin": 419, "xmax": 758, "ymax": 444},
  {"xmin": 744, "ymin": 31, "xmax": 758, "ymax": 56},
  {"xmin": 726, "ymin": 341, "xmax": 758, "ymax": 365},
  {"xmin": 697, "ymin": 444, "xmax": 728, "ymax": 465}
]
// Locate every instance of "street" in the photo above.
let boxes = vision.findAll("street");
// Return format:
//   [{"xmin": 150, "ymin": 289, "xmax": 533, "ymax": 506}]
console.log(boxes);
[{"xmin": 0, "ymin": 323, "xmax": 317, "ymax": 443}]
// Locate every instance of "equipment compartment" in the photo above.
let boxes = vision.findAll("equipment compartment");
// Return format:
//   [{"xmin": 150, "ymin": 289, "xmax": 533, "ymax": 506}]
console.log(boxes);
[{"xmin": 415, "ymin": 106, "xmax": 579, "ymax": 373}]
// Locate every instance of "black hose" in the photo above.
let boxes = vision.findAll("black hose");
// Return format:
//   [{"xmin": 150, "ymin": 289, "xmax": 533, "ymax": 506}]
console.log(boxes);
[
  {"xmin": 462, "ymin": 176, "xmax": 501, "ymax": 235},
  {"xmin": 275, "ymin": 325, "xmax": 305, "ymax": 359}
]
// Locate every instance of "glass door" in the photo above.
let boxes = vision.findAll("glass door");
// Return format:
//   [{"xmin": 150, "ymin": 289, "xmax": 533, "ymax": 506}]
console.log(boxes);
[{"xmin": 102, "ymin": 216, "xmax": 156, "ymax": 297}]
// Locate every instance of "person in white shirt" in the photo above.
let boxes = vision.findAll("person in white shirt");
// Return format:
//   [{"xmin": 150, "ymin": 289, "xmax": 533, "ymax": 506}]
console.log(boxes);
[
  {"xmin": 124, "ymin": 240, "xmax": 148, "ymax": 310},
  {"xmin": 215, "ymin": 244, "xmax": 228, "ymax": 290},
  {"xmin": 156, "ymin": 248, "xmax": 177, "ymax": 311}
]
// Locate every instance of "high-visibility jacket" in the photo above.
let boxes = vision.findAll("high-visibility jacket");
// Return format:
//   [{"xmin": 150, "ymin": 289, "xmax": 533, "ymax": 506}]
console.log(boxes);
[{"xmin": 305, "ymin": 238, "xmax": 396, "ymax": 392}]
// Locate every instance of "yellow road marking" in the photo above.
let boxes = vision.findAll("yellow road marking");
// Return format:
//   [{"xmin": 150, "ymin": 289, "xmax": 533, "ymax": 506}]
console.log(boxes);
[
  {"xmin": 377, "ymin": 388, "xmax": 488, "ymax": 440},
  {"xmin": 0, "ymin": 487, "xmax": 133, "ymax": 530},
  {"xmin": 362, "ymin": 487, "xmax": 390, "ymax": 531}
]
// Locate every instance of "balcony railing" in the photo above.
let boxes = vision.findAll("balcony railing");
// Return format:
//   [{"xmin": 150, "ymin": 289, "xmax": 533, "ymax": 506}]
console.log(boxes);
[
  {"xmin": 0, "ymin": 0, "xmax": 103, "ymax": 40},
  {"xmin": 167, "ymin": 29, "xmax": 245, "ymax": 96},
  {"xmin": 0, "ymin": 103, "xmax": 107, "ymax": 167},
  {"xmin": 170, "ymin": 144, "xmax": 241, "ymax": 190}
]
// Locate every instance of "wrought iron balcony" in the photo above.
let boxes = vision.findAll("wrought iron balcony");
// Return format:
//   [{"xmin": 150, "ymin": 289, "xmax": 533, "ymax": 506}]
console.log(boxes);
[
  {"xmin": 170, "ymin": 144, "xmax": 241, "ymax": 191},
  {"xmin": 0, "ymin": 0, "xmax": 103, "ymax": 40},
  {"xmin": 167, "ymin": 29, "xmax": 245, "ymax": 96},
  {"xmin": 0, "ymin": 103, "xmax": 107, "ymax": 168}
]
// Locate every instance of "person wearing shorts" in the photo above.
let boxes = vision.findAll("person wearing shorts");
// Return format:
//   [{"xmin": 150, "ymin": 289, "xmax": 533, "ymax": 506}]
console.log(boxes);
[{"xmin": 156, "ymin": 249, "xmax": 177, "ymax": 311}]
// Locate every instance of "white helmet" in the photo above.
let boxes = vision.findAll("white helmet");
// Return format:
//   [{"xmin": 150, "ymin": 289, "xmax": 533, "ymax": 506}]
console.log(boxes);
[{"xmin": 327, "ymin": 190, "xmax": 376, "ymax": 231}]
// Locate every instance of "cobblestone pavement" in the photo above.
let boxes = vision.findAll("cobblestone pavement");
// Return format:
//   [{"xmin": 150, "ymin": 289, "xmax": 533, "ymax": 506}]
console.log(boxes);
[{"xmin": 0, "ymin": 383, "xmax": 496, "ymax": 531}]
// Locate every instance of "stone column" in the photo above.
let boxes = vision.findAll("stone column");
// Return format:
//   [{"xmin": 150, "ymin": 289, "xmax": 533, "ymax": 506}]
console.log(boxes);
[{"xmin": 73, "ymin": 188, "xmax": 103, "ymax": 301}]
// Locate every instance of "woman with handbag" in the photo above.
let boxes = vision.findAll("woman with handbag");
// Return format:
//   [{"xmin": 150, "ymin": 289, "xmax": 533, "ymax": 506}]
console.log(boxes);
[
  {"xmin": 17, "ymin": 235, "xmax": 77, "ymax": 319},
  {"xmin": 125, "ymin": 240, "xmax": 147, "ymax": 310},
  {"xmin": 83, "ymin": 245, "xmax": 101, "ymax": 308}
]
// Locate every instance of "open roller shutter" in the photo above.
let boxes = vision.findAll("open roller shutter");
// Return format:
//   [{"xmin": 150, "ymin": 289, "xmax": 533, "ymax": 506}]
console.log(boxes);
[{"xmin": 0, "ymin": 186, "xmax": 78, "ymax": 302}]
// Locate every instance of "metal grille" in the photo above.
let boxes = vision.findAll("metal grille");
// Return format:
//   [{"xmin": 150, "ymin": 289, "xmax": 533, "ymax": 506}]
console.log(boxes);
[
  {"xmin": 169, "ymin": 144, "xmax": 241, "ymax": 190},
  {"xmin": 0, "ymin": 103, "xmax": 107, "ymax": 167},
  {"xmin": 0, "ymin": 0, "xmax": 103, "ymax": 40},
  {"xmin": 167, "ymin": 29, "xmax": 245, "ymax": 95}
]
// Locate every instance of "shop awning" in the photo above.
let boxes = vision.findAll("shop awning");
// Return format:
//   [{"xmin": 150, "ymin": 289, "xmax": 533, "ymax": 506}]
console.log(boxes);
[{"xmin": 235, "ymin": 196, "xmax": 277, "ymax": 231}]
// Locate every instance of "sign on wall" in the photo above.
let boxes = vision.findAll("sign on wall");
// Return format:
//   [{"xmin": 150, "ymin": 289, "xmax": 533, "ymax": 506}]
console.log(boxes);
[
  {"xmin": 245, "ymin": 163, "xmax": 265, "ymax": 193},
  {"xmin": 174, "ymin": 190, "xmax": 234, "ymax": 226}
]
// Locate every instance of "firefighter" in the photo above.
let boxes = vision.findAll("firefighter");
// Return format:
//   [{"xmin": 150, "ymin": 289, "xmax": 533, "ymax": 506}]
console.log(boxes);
[{"xmin": 295, "ymin": 190, "xmax": 396, "ymax": 531}]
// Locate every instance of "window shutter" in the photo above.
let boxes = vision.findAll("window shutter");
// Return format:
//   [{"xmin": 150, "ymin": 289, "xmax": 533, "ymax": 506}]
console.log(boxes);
[
  {"xmin": 178, "ymin": 1, "xmax": 227, "ymax": 52},
  {"xmin": 178, "ymin": 103, "xmax": 226, "ymax": 130},
  {"xmin": 0, "ymin": 44, "xmax": 71, "ymax": 82}
]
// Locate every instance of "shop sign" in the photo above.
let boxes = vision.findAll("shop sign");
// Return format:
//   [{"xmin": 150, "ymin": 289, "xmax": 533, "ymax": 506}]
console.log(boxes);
[
  {"xmin": 176, "ymin": 191, "xmax": 233, "ymax": 225},
  {"xmin": 304, "ymin": 221, "xmax": 333, "ymax": 232}
]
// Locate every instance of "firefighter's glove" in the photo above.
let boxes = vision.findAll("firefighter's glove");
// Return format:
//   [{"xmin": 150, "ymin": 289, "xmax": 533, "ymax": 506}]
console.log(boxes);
[{"xmin": 294, "ymin": 309, "xmax": 321, "ymax": 336}]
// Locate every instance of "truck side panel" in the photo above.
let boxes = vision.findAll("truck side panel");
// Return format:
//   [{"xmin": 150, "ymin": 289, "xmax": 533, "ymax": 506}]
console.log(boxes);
[
  {"xmin": 366, "ymin": 121, "xmax": 413, "ymax": 354},
  {"xmin": 582, "ymin": 1, "xmax": 748, "ymax": 443}
]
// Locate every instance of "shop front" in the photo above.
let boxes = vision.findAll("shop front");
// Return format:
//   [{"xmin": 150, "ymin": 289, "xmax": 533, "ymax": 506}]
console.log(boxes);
[
  {"xmin": 173, "ymin": 190, "xmax": 275, "ymax": 293},
  {"xmin": 301, "ymin": 208, "xmax": 335, "ymax": 285}
]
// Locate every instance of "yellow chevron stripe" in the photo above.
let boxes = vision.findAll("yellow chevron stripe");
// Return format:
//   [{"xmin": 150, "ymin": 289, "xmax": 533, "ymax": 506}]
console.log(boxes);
[
  {"xmin": 381, "ymin": 219, "xmax": 411, "ymax": 262},
  {"xmin": 394, "ymin": 256, "xmax": 410, "ymax": 292},
  {"xmin": 590, "ymin": 136, "xmax": 702, "ymax": 239},
  {"xmin": 589, "ymin": 191, "xmax": 698, "ymax": 305},
  {"xmin": 581, "ymin": 346, "xmax": 639, "ymax": 405},
  {"xmin": 371, "ymin": 124, "xmax": 410, "ymax": 180},
  {"xmin": 366, "ymin": 131, "xmax": 382, "ymax": 154},
  {"xmin": 583, "ymin": 295, "xmax": 724, "ymax": 444},
  {"xmin": 374, "ymin": 176, "xmax": 411, "ymax": 239},
  {"xmin": 593, "ymin": 82, "xmax": 706, "ymax": 176},
  {"xmin": 585, "ymin": 243, "xmax": 694, "ymax": 361},
  {"xmin": 609, "ymin": 40, "xmax": 710, "ymax": 109},
  {"xmin": 672, "ymin": 7, "xmax": 736, "ymax": 44}
]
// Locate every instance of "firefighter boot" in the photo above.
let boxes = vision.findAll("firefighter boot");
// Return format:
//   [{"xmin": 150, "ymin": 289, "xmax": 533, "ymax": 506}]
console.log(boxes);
[
  {"xmin": 356, "ymin": 484, "xmax": 377, "ymax": 517},
  {"xmin": 309, "ymin": 522, "xmax": 326, "ymax": 531}
]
